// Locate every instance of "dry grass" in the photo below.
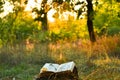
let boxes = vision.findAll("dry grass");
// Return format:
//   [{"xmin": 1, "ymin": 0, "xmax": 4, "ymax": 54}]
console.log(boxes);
[{"xmin": 0, "ymin": 34, "xmax": 120, "ymax": 80}]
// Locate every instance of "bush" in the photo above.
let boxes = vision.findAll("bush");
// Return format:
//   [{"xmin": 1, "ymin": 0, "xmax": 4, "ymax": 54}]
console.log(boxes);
[{"xmin": 107, "ymin": 26, "xmax": 120, "ymax": 36}]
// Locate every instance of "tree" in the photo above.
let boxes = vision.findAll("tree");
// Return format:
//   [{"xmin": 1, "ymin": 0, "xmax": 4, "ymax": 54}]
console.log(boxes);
[
  {"xmin": 0, "ymin": 0, "xmax": 31, "ymax": 45},
  {"xmin": 93, "ymin": 0, "xmax": 120, "ymax": 36},
  {"xmin": 67, "ymin": 0, "xmax": 96, "ymax": 42},
  {"xmin": 32, "ymin": 0, "xmax": 50, "ymax": 31},
  {"xmin": 52, "ymin": 0, "xmax": 96, "ymax": 42},
  {"xmin": 28, "ymin": 0, "xmax": 96, "ymax": 42},
  {"xmin": 32, "ymin": 0, "xmax": 66, "ymax": 31},
  {"xmin": 86, "ymin": 0, "xmax": 96, "ymax": 42}
]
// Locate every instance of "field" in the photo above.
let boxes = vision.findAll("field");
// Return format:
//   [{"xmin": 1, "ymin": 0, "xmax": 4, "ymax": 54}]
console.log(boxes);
[
  {"xmin": 0, "ymin": 0, "xmax": 120, "ymax": 80},
  {"xmin": 0, "ymin": 34, "xmax": 120, "ymax": 80}
]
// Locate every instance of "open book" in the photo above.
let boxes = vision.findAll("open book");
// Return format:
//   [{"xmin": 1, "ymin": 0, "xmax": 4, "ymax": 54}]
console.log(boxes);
[{"xmin": 40, "ymin": 61, "xmax": 75, "ymax": 73}]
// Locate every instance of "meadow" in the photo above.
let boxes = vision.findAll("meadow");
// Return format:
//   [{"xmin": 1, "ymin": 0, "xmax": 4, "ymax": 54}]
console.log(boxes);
[
  {"xmin": 0, "ymin": 34, "xmax": 120, "ymax": 80},
  {"xmin": 0, "ymin": 0, "xmax": 120, "ymax": 79}
]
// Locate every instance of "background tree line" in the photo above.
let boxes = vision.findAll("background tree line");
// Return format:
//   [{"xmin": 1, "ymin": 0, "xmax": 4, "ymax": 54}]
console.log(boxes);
[{"xmin": 0, "ymin": 0, "xmax": 120, "ymax": 46}]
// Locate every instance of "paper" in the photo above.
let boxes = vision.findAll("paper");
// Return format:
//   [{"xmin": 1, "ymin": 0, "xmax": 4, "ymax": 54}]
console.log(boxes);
[{"xmin": 40, "ymin": 61, "xmax": 75, "ymax": 73}]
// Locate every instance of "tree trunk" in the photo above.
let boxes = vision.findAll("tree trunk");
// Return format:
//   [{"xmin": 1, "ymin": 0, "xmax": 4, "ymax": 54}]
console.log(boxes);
[
  {"xmin": 41, "ymin": 13, "xmax": 48, "ymax": 31},
  {"xmin": 86, "ymin": 0, "xmax": 96, "ymax": 42}
]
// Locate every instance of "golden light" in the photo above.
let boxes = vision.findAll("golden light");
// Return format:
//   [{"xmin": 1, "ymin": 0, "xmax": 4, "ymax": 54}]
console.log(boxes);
[
  {"xmin": 25, "ymin": 0, "xmax": 55, "ymax": 22},
  {"xmin": 47, "ymin": 9, "xmax": 56, "ymax": 22},
  {"xmin": 25, "ymin": 0, "xmax": 37, "ymax": 11},
  {"xmin": 0, "ymin": 0, "xmax": 14, "ymax": 18},
  {"xmin": 0, "ymin": 0, "xmax": 80, "ymax": 22}
]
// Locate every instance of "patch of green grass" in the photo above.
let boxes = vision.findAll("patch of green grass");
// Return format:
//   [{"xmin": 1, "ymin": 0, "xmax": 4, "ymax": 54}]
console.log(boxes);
[{"xmin": 0, "ymin": 63, "xmax": 42, "ymax": 80}]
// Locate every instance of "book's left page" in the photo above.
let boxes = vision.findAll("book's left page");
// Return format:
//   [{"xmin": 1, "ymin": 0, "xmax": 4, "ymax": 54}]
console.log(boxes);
[{"xmin": 40, "ymin": 63, "xmax": 59, "ymax": 73}]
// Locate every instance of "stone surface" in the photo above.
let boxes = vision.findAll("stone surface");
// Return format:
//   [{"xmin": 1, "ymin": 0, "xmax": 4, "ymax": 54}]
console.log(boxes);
[{"xmin": 36, "ymin": 61, "xmax": 79, "ymax": 80}]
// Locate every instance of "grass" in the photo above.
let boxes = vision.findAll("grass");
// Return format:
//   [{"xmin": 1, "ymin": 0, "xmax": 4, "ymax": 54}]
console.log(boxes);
[
  {"xmin": 0, "ymin": 63, "xmax": 41, "ymax": 80},
  {"xmin": 0, "ymin": 34, "xmax": 120, "ymax": 80}
]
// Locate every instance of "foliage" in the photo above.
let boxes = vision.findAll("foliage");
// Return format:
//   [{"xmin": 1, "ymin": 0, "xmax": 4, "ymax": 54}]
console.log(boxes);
[
  {"xmin": 48, "ymin": 19, "xmax": 88, "ymax": 42},
  {"xmin": 94, "ymin": 0, "xmax": 120, "ymax": 35},
  {"xmin": 0, "ymin": 12, "xmax": 38, "ymax": 46}
]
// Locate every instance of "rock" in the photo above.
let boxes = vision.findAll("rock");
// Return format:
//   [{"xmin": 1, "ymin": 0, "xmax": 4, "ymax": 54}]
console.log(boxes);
[{"xmin": 35, "ymin": 61, "xmax": 79, "ymax": 80}]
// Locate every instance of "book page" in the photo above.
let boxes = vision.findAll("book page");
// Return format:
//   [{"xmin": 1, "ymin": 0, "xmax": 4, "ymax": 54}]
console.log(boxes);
[
  {"xmin": 57, "ymin": 61, "xmax": 75, "ymax": 72},
  {"xmin": 40, "ymin": 63, "xmax": 59, "ymax": 73}
]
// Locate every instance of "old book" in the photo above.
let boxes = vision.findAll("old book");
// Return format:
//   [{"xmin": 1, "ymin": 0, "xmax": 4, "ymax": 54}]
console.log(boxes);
[{"xmin": 40, "ymin": 61, "xmax": 75, "ymax": 73}]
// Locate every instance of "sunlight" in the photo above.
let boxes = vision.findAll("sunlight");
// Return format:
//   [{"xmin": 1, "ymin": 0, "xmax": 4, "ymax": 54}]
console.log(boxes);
[
  {"xmin": 25, "ymin": 0, "xmax": 37, "ymax": 11},
  {"xmin": 0, "ymin": 0, "xmax": 14, "ymax": 18},
  {"xmin": 25, "ymin": 0, "xmax": 55, "ymax": 22},
  {"xmin": 47, "ymin": 9, "xmax": 56, "ymax": 22},
  {"xmin": 0, "ymin": 0, "xmax": 84, "ymax": 21},
  {"xmin": 59, "ymin": 11, "xmax": 77, "ymax": 20}
]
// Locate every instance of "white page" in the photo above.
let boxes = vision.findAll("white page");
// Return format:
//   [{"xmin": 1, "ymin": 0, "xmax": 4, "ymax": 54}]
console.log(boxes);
[
  {"xmin": 57, "ymin": 61, "xmax": 75, "ymax": 72},
  {"xmin": 40, "ymin": 63, "xmax": 59, "ymax": 73}
]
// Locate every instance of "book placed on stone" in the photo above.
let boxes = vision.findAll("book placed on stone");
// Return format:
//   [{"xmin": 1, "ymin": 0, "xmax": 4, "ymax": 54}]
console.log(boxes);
[{"xmin": 40, "ymin": 61, "xmax": 75, "ymax": 73}]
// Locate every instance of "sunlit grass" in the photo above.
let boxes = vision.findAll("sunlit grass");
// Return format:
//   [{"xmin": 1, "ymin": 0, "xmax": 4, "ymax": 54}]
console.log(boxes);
[{"xmin": 0, "ymin": 34, "xmax": 120, "ymax": 80}]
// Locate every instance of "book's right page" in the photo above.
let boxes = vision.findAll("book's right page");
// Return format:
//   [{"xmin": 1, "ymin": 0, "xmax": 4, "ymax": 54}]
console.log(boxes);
[{"xmin": 57, "ymin": 61, "xmax": 75, "ymax": 72}]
